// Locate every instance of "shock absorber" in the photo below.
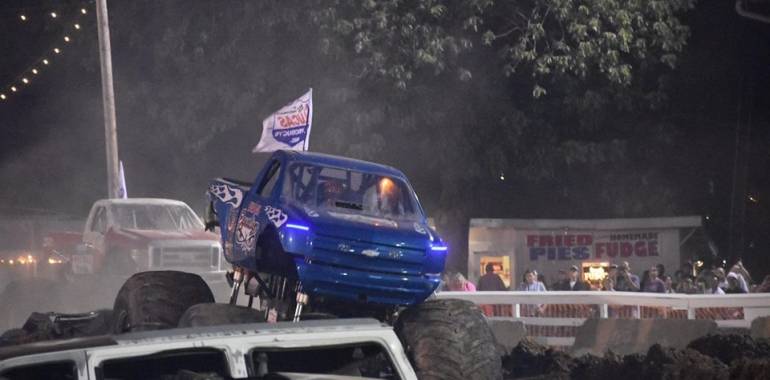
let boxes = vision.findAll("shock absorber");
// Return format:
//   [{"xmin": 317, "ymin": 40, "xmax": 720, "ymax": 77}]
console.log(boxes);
[
  {"xmin": 229, "ymin": 267, "xmax": 244, "ymax": 305},
  {"xmin": 293, "ymin": 282, "xmax": 308, "ymax": 322}
]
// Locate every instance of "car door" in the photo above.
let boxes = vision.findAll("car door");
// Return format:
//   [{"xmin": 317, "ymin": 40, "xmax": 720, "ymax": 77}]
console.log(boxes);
[
  {"xmin": 78, "ymin": 206, "xmax": 108, "ymax": 273},
  {"xmin": 231, "ymin": 159, "xmax": 284, "ymax": 262}
]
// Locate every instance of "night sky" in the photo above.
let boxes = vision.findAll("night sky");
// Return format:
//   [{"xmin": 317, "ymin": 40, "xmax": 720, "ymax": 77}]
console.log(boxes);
[{"xmin": 1, "ymin": 1, "xmax": 770, "ymax": 274}]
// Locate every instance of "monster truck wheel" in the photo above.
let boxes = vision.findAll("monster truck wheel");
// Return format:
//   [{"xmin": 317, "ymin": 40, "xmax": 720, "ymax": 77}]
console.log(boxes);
[
  {"xmin": 395, "ymin": 298, "xmax": 502, "ymax": 380},
  {"xmin": 178, "ymin": 303, "xmax": 266, "ymax": 327},
  {"xmin": 112, "ymin": 271, "xmax": 214, "ymax": 334}
]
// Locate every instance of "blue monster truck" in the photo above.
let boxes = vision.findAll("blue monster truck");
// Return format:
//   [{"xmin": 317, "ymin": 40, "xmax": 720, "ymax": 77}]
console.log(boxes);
[
  {"xmin": 202, "ymin": 150, "xmax": 501, "ymax": 379},
  {"xmin": 205, "ymin": 150, "xmax": 446, "ymax": 319},
  {"xmin": 108, "ymin": 150, "xmax": 501, "ymax": 380}
]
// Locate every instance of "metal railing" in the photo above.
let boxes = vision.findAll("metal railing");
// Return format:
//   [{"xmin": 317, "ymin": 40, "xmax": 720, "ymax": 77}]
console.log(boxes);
[{"xmin": 435, "ymin": 291, "xmax": 770, "ymax": 347}]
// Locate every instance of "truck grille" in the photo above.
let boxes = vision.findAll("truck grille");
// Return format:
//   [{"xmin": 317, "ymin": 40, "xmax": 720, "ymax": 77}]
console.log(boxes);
[{"xmin": 148, "ymin": 242, "xmax": 223, "ymax": 271}]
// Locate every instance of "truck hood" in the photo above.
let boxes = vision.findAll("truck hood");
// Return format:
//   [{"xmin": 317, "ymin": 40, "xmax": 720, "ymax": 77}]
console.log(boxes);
[
  {"xmin": 110, "ymin": 228, "xmax": 219, "ymax": 242},
  {"xmin": 302, "ymin": 210, "xmax": 432, "ymax": 250}
]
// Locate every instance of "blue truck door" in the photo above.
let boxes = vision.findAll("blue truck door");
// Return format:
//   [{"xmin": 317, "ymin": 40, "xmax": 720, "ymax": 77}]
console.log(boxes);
[{"xmin": 231, "ymin": 158, "xmax": 284, "ymax": 261}]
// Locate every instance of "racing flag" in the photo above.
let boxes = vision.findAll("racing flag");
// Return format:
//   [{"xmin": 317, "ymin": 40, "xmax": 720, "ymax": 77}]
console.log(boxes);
[
  {"xmin": 253, "ymin": 89, "xmax": 313, "ymax": 152},
  {"xmin": 118, "ymin": 160, "xmax": 128, "ymax": 199}
]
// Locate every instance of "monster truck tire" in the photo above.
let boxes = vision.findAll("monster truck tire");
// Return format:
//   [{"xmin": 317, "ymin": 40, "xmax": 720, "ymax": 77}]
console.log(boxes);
[
  {"xmin": 112, "ymin": 271, "xmax": 214, "ymax": 334},
  {"xmin": 178, "ymin": 303, "xmax": 266, "ymax": 327},
  {"xmin": 395, "ymin": 298, "xmax": 502, "ymax": 380}
]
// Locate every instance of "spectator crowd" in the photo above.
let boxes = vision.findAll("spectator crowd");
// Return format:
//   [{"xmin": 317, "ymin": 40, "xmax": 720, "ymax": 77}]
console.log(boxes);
[{"xmin": 443, "ymin": 259, "xmax": 770, "ymax": 295}]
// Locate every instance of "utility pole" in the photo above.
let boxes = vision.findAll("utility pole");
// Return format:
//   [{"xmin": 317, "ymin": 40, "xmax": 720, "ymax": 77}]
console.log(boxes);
[{"xmin": 95, "ymin": 0, "xmax": 120, "ymax": 198}]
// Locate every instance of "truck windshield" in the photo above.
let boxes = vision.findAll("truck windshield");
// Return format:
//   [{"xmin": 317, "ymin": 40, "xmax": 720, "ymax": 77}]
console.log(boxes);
[
  {"xmin": 111, "ymin": 204, "xmax": 204, "ymax": 231},
  {"xmin": 282, "ymin": 163, "xmax": 422, "ymax": 222}
]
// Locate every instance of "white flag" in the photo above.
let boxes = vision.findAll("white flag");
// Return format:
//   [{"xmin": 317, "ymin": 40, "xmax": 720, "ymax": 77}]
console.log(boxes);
[
  {"xmin": 118, "ymin": 160, "xmax": 128, "ymax": 199},
  {"xmin": 253, "ymin": 89, "xmax": 313, "ymax": 152}
]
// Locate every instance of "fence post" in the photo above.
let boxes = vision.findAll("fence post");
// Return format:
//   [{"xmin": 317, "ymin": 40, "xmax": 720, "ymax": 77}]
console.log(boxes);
[
  {"xmin": 600, "ymin": 303, "xmax": 608, "ymax": 318},
  {"xmin": 514, "ymin": 303, "xmax": 520, "ymax": 318},
  {"xmin": 687, "ymin": 299, "xmax": 696, "ymax": 320}
]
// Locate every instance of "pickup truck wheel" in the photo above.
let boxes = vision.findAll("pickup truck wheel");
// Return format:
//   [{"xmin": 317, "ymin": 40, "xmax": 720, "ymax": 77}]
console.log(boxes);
[
  {"xmin": 112, "ymin": 271, "xmax": 214, "ymax": 334},
  {"xmin": 178, "ymin": 303, "xmax": 266, "ymax": 327},
  {"xmin": 395, "ymin": 298, "xmax": 502, "ymax": 380}
]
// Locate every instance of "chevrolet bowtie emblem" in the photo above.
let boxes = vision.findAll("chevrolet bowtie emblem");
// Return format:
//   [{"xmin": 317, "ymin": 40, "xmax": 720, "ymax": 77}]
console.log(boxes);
[{"xmin": 337, "ymin": 243, "xmax": 353, "ymax": 252}]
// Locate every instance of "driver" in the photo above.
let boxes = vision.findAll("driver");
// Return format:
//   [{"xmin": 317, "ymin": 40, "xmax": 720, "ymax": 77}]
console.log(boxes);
[
  {"xmin": 377, "ymin": 177, "xmax": 403, "ymax": 216},
  {"xmin": 321, "ymin": 179, "xmax": 343, "ymax": 207}
]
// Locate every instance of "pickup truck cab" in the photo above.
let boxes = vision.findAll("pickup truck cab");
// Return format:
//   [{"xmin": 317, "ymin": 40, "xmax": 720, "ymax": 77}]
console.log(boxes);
[
  {"xmin": 0, "ymin": 318, "xmax": 417, "ymax": 380},
  {"xmin": 207, "ymin": 150, "xmax": 447, "ymax": 312},
  {"xmin": 76, "ymin": 198, "xmax": 223, "ymax": 280}
]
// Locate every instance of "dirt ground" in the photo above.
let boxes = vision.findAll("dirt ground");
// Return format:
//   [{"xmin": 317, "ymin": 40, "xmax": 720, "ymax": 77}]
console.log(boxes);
[{"xmin": 502, "ymin": 334, "xmax": 770, "ymax": 380}]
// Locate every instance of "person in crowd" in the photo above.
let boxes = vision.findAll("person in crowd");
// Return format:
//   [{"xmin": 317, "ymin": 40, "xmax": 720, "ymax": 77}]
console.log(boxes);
[
  {"xmin": 615, "ymin": 261, "xmax": 640, "ymax": 292},
  {"xmin": 602, "ymin": 264, "xmax": 618, "ymax": 291},
  {"xmin": 662, "ymin": 275, "xmax": 675, "ymax": 293},
  {"xmin": 447, "ymin": 272, "xmax": 476, "ymax": 292},
  {"xmin": 642, "ymin": 266, "xmax": 666, "ymax": 293},
  {"xmin": 518, "ymin": 269, "xmax": 547, "ymax": 292},
  {"xmin": 725, "ymin": 272, "xmax": 747, "ymax": 294},
  {"xmin": 676, "ymin": 275, "xmax": 698, "ymax": 294},
  {"xmin": 518, "ymin": 269, "xmax": 546, "ymax": 316},
  {"xmin": 729, "ymin": 262, "xmax": 751, "ymax": 293},
  {"xmin": 560, "ymin": 265, "xmax": 590, "ymax": 291},
  {"xmin": 706, "ymin": 274, "xmax": 725, "ymax": 295},
  {"xmin": 477, "ymin": 263, "xmax": 507, "ymax": 291},
  {"xmin": 551, "ymin": 270, "xmax": 568, "ymax": 290},
  {"xmin": 656, "ymin": 263, "xmax": 666, "ymax": 278},
  {"xmin": 731, "ymin": 258, "xmax": 753, "ymax": 285},
  {"xmin": 713, "ymin": 267, "xmax": 727, "ymax": 291},
  {"xmin": 536, "ymin": 272, "xmax": 548, "ymax": 291}
]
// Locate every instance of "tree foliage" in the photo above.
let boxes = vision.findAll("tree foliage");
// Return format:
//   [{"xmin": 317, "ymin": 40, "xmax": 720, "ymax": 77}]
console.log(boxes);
[{"xmin": 313, "ymin": 0, "xmax": 694, "ymax": 95}]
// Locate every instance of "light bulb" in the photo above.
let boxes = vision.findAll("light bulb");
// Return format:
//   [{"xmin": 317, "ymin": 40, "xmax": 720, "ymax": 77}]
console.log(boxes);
[
  {"xmin": 81, "ymin": 8, "xmax": 87, "ymax": 14},
  {"xmin": 22, "ymin": 78, "xmax": 29, "ymax": 84},
  {"xmin": 50, "ymin": 12, "xmax": 57, "ymax": 18},
  {"xmin": 20, "ymin": 15, "xmax": 27, "ymax": 21},
  {"xmin": 74, "ymin": 24, "xmax": 81, "ymax": 30},
  {"xmin": 64, "ymin": 36, "xmax": 70, "ymax": 42},
  {"xmin": 10, "ymin": 86, "xmax": 17, "ymax": 92},
  {"xmin": 32, "ymin": 69, "xmax": 38, "ymax": 74},
  {"xmin": 42, "ymin": 59, "xmax": 49, "ymax": 65},
  {"xmin": 53, "ymin": 48, "xmax": 61, "ymax": 54}
]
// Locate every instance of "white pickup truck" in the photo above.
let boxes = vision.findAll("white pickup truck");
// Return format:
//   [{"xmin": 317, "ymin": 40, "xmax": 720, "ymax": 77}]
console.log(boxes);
[
  {"xmin": 0, "ymin": 318, "xmax": 417, "ymax": 380},
  {"xmin": 53, "ymin": 198, "xmax": 225, "ymax": 282}
]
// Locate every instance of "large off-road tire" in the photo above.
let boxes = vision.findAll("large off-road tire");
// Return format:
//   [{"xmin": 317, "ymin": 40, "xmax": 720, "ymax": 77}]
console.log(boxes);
[
  {"xmin": 178, "ymin": 303, "xmax": 266, "ymax": 327},
  {"xmin": 112, "ymin": 271, "xmax": 214, "ymax": 334},
  {"xmin": 395, "ymin": 298, "xmax": 502, "ymax": 380}
]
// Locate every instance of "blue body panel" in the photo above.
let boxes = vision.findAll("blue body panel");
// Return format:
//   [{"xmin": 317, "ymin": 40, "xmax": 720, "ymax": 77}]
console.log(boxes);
[{"xmin": 207, "ymin": 150, "xmax": 446, "ymax": 307}]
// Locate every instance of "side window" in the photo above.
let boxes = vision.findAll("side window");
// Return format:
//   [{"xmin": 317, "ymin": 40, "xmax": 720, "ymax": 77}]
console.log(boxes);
[
  {"xmin": 0, "ymin": 360, "xmax": 77, "ymax": 380},
  {"xmin": 250, "ymin": 342, "xmax": 401, "ymax": 379},
  {"xmin": 258, "ymin": 161, "xmax": 281, "ymax": 197},
  {"xmin": 99, "ymin": 348, "xmax": 228, "ymax": 379},
  {"xmin": 89, "ymin": 207, "xmax": 107, "ymax": 234}
]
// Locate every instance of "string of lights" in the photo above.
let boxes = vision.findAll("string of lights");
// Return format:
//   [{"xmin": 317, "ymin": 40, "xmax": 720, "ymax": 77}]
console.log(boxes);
[{"xmin": 0, "ymin": 6, "xmax": 90, "ymax": 102}]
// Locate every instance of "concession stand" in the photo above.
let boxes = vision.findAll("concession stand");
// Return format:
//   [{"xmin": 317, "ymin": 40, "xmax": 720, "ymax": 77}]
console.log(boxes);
[{"xmin": 467, "ymin": 216, "xmax": 711, "ymax": 289}]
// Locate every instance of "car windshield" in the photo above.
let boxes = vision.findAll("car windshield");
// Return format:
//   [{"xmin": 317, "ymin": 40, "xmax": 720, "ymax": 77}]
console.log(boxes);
[
  {"xmin": 111, "ymin": 204, "xmax": 204, "ymax": 231},
  {"xmin": 282, "ymin": 162, "xmax": 422, "ymax": 222}
]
